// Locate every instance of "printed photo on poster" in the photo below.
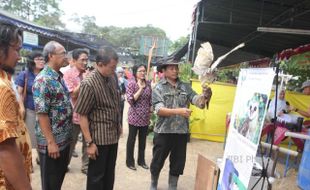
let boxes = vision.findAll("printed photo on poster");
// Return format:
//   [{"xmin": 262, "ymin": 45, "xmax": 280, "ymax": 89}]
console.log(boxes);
[{"xmin": 233, "ymin": 92, "xmax": 268, "ymax": 144}]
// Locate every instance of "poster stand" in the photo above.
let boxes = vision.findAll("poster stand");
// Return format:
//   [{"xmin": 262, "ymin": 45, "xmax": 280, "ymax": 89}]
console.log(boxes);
[
  {"xmin": 194, "ymin": 154, "xmax": 219, "ymax": 190},
  {"xmin": 250, "ymin": 62, "xmax": 280, "ymax": 190}
]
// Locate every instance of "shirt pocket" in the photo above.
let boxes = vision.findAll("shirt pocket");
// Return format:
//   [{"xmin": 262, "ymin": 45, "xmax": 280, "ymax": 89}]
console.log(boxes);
[
  {"xmin": 178, "ymin": 92, "xmax": 188, "ymax": 107},
  {"xmin": 163, "ymin": 92, "xmax": 174, "ymax": 108}
]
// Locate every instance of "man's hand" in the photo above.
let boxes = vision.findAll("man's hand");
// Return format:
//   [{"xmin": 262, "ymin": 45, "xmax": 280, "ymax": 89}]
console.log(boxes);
[
  {"xmin": 47, "ymin": 141, "xmax": 60, "ymax": 159},
  {"xmin": 177, "ymin": 108, "xmax": 192, "ymax": 118},
  {"xmin": 87, "ymin": 143, "xmax": 99, "ymax": 160}
]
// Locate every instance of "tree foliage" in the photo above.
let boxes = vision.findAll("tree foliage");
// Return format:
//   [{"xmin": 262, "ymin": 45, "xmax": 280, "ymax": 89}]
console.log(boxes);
[
  {"xmin": 2, "ymin": 1, "xmax": 191, "ymax": 64},
  {"xmin": 71, "ymin": 14, "xmax": 168, "ymax": 56},
  {"xmin": 169, "ymin": 36, "xmax": 189, "ymax": 54},
  {"xmin": 280, "ymin": 61, "xmax": 310, "ymax": 91},
  {"xmin": 0, "ymin": 0, "xmax": 65, "ymax": 29}
]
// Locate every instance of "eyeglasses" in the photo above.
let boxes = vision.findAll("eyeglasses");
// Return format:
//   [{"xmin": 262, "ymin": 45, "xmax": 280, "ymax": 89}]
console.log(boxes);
[
  {"xmin": 137, "ymin": 70, "xmax": 146, "ymax": 73},
  {"xmin": 34, "ymin": 57, "xmax": 45, "ymax": 62},
  {"xmin": 53, "ymin": 51, "xmax": 67, "ymax": 56}
]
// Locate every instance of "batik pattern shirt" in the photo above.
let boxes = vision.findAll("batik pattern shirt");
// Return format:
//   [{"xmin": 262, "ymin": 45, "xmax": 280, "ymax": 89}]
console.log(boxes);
[
  {"xmin": 33, "ymin": 66, "xmax": 72, "ymax": 153},
  {"xmin": 0, "ymin": 70, "xmax": 32, "ymax": 190},
  {"xmin": 126, "ymin": 79, "xmax": 152, "ymax": 126},
  {"xmin": 152, "ymin": 78, "xmax": 199, "ymax": 134}
]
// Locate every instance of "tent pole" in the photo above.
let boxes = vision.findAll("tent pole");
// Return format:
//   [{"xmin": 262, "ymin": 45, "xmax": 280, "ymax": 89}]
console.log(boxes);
[{"xmin": 190, "ymin": 1, "xmax": 201, "ymax": 64}]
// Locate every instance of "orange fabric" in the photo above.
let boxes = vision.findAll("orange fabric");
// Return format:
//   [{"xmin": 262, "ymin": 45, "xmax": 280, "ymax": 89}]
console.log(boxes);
[{"xmin": 0, "ymin": 70, "xmax": 32, "ymax": 190}]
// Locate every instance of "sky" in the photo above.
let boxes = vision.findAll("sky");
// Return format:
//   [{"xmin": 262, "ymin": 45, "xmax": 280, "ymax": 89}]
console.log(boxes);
[{"xmin": 59, "ymin": 0, "xmax": 200, "ymax": 41}]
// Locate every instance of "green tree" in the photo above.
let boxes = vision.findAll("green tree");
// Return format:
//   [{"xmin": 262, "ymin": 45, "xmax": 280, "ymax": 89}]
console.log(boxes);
[
  {"xmin": 0, "ymin": 0, "xmax": 65, "ymax": 29},
  {"xmin": 279, "ymin": 61, "xmax": 310, "ymax": 91},
  {"xmin": 72, "ymin": 15, "xmax": 168, "ymax": 56},
  {"xmin": 169, "ymin": 36, "xmax": 189, "ymax": 54}
]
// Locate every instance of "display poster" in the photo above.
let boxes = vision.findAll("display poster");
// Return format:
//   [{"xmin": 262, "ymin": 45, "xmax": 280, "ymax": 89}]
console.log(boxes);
[{"xmin": 218, "ymin": 68, "xmax": 275, "ymax": 190}]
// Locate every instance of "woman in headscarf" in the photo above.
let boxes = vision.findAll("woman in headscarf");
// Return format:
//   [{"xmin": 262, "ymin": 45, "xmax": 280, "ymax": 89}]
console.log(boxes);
[{"xmin": 267, "ymin": 89, "xmax": 289, "ymax": 120}]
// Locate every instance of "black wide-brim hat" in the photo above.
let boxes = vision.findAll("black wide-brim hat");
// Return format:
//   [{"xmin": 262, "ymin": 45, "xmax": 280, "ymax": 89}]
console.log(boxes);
[{"xmin": 156, "ymin": 58, "xmax": 180, "ymax": 73}]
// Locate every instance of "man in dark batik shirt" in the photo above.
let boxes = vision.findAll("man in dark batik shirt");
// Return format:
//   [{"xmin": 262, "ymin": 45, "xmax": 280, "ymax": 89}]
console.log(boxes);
[{"xmin": 150, "ymin": 60, "xmax": 212, "ymax": 190}]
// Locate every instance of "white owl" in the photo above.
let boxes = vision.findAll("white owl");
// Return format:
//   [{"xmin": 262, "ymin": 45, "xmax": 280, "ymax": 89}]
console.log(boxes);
[{"xmin": 192, "ymin": 42, "xmax": 245, "ymax": 84}]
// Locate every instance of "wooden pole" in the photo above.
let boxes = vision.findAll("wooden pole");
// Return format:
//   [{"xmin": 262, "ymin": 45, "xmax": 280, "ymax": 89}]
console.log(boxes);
[{"xmin": 146, "ymin": 39, "xmax": 156, "ymax": 80}]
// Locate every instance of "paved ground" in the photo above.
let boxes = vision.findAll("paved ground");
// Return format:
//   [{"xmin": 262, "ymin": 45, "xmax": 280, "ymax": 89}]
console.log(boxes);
[{"xmin": 30, "ymin": 102, "xmax": 300, "ymax": 190}]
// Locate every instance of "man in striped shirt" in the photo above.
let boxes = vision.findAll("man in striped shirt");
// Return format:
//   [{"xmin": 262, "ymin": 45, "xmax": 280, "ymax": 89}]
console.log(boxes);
[{"xmin": 75, "ymin": 46, "xmax": 122, "ymax": 190}]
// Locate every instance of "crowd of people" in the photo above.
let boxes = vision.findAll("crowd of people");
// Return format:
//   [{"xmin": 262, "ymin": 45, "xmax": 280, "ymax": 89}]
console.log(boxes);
[
  {"xmin": 0, "ymin": 19, "xmax": 309, "ymax": 190},
  {"xmin": 0, "ymin": 20, "xmax": 212, "ymax": 190}
]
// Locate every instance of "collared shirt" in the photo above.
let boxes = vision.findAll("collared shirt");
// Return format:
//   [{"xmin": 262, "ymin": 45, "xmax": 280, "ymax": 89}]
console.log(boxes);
[
  {"xmin": 0, "ymin": 70, "xmax": 32, "ymax": 189},
  {"xmin": 63, "ymin": 66, "xmax": 82, "ymax": 124},
  {"xmin": 75, "ymin": 69, "xmax": 121, "ymax": 145},
  {"xmin": 126, "ymin": 79, "xmax": 152, "ymax": 126},
  {"xmin": 14, "ymin": 70, "xmax": 37, "ymax": 110},
  {"xmin": 32, "ymin": 66, "xmax": 73, "ymax": 153},
  {"xmin": 152, "ymin": 77, "xmax": 199, "ymax": 134}
]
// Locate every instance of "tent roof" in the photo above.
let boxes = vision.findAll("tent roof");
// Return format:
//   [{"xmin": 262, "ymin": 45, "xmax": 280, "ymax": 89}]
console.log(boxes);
[{"xmin": 161, "ymin": 0, "xmax": 310, "ymax": 67}]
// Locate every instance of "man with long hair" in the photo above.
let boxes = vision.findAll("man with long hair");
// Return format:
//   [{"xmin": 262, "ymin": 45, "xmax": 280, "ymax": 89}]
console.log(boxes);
[{"xmin": 0, "ymin": 20, "xmax": 32, "ymax": 190}]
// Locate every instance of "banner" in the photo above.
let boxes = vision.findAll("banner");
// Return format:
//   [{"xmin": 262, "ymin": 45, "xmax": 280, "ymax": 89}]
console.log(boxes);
[
  {"xmin": 218, "ymin": 68, "xmax": 274, "ymax": 190},
  {"xmin": 190, "ymin": 82, "xmax": 236, "ymax": 141},
  {"xmin": 190, "ymin": 81, "xmax": 310, "ymax": 142}
]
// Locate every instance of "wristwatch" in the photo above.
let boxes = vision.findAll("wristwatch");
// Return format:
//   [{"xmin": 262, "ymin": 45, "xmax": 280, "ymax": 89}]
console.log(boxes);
[{"xmin": 86, "ymin": 140, "xmax": 93, "ymax": 147}]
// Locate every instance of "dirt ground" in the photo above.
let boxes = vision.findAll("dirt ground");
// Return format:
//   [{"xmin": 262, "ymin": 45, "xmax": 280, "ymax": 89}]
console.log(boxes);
[{"xmin": 30, "ymin": 102, "xmax": 301, "ymax": 190}]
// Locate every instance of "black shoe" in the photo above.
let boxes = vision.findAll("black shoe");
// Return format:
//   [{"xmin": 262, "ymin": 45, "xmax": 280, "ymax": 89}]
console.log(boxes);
[
  {"xmin": 36, "ymin": 157, "xmax": 40, "ymax": 165},
  {"xmin": 72, "ymin": 150, "xmax": 78, "ymax": 158},
  {"xmin": 138, "ymin": 163, "xmax": 149, "ymax": 170},
  {"xmin": 127, "ymin": 165, "xmax": 137, "ymax": 170},
  {"xmin": 81, "ymin": 169, "xmax": 87, "ymax": 175}
]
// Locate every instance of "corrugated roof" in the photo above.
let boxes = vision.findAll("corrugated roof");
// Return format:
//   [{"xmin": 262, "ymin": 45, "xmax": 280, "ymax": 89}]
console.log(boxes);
[
  {"xmin": 190, "ymin": 0, "xmax": 310, "ymax": 67},
  {"xmin": 161, "ymin": 0, "xmax": 310, "ymax": 67}
]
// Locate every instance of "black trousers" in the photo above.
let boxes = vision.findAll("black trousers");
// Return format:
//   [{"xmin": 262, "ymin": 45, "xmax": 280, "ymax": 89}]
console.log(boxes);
[
  {"xmin": 68, "ymin": 123, "xmax": 80, "ymax": 165},
  {"xmin": 87, "ymin": 143, "xmax": 118, "ymax": 190},
  {"xmin": 150, "ymin": 133, "xmax": 187, "ymax": 177},
  {"xmin": 120, "ymin": 100, "xmax": 125, "ymax": 125},
  {"xmin": 39, "ymin": 145, "xmax": 70, "ymax": 190},
  {"xmin": 126, "ymin": 124, "xmax": 148, "ymax": 166}
]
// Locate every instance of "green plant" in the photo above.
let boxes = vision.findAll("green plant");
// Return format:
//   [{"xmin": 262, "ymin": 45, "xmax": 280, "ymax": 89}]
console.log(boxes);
[
  {"xmin": 216, "ymin": 68, "xmax": 240, "ymax": 83},
  {"xmin": 179, "ymin": 63, "xmax": 198, "ymax": 82},
  {"xmin": 148, "ymin": 112, "xmax": 158, "ymax": 135},
  {"xmin": 279, "ymin": 60, "xmax": 310, "ymax": 91}
]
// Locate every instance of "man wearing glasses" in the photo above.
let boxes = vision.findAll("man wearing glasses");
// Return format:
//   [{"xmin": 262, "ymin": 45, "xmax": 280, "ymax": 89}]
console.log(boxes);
[
  {"xmin": 75, "ymin": 46, "xmax": 122, "ymax": 190},
  {"xmin": 33, "ymin": 41, "xmax": 72, "ymax": 190},
  {"xmin": 62, "ymin": 48, "xmax": 89, "ymax": 174}
]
